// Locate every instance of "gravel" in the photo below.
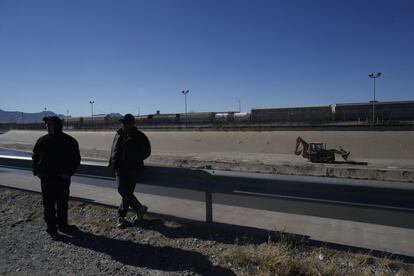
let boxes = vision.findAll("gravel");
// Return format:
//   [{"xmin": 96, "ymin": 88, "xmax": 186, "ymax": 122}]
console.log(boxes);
[{"xmin": 1, "ymin": 187, "xmax": 413, "ymax": 276}]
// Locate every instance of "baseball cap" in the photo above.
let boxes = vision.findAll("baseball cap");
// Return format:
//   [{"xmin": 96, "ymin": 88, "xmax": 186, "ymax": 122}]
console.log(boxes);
[
  {"xmin": 43, "ymin": 116, "xmax": 63, "ymax": 130},
  {"xmin": 119, "ymin": 114, "xmax": 135, "ymax": 125}
]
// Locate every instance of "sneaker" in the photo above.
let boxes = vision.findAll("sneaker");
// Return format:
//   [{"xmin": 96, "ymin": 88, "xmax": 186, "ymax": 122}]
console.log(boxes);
[
  {"xmin": 132, "ymin": 206, "xmax": 148, "ymax": 223},
  {"xmin": 58, "ymin": 224, "xmax": 79, "ymax": 234},
  {"xmin": 116, "ymin": 217, "xmax": 125, "ymax": 228}
]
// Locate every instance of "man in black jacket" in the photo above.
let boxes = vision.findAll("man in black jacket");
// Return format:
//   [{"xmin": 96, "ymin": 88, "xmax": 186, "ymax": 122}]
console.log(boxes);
[
  {"xmin": 109, "ymin": 113, "xmax": 151, "ymax": 228},
  {"xmin": 32, "ymin": 116, "xmax": 81, "ymax": 239}
]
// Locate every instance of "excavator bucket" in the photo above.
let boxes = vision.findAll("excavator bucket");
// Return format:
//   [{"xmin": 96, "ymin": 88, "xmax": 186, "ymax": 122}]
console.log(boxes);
[{"xmin": 342, "ymin": 151, "xmax": 350, "ymax": 160}]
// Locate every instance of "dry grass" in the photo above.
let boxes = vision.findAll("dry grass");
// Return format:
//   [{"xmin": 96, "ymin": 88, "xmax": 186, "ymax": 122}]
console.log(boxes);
[
  {"xmin": 222, "ymin": 246, "xmax": 257, "ymax": 268},
  {"xmin": 354, "ymin": 252, "xmax": 376, "ymax": 266},
  {"xmin": 221, "ymin": 242, "xmax": 296, "ymax": 275},
  {"xmin": 83, "ymin": 219, "xmax": 114, "ymax": 235},
  {"xmin": 256, "ymin": 242, "xmax": 294, "ymax": 275},
  {"xmin": 299, "ymin": 254, "xmax": 341, "ymax": 276},
  {"xmin": 376, "ymin": 256, "xmax": 414, "ymax": 275},
  {"xmin": 26, "ymin": 207, "xmax": 43, "ymax": 221},
  {"xmin": 219, "ymin": 238, "xmax": 414, "ymax": 276},
  {"xmin": 69, "ymin": 200, "xmax": 87, "ymax": 208}
]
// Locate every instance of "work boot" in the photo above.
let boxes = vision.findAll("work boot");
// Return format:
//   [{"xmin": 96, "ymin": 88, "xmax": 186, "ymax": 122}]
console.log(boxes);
[
  {"xmin": 132, "ymin": 206, "xmax": 148, "ymax": 224},
  {"xmin": 46, "ymin": 228, "xmax": 60, "ymax": 240},
  {"xmin": 116, "ymin": 217, "xmax": 126, "ymax": 228},
  {"xmin": 58, "ymin": 224, "xmax": 79, "ymax": 234}
]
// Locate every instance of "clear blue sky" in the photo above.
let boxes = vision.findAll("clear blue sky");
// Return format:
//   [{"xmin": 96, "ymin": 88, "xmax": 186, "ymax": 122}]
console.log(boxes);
[{"xmin": 1, "ymin": 0, "xmax": 413, "ymax": 116}]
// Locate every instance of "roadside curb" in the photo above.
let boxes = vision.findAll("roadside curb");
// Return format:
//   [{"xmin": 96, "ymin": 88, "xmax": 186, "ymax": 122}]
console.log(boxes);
[{"xmin": 166, "ymin": 159, "xmax": 414, "ymax": 183}]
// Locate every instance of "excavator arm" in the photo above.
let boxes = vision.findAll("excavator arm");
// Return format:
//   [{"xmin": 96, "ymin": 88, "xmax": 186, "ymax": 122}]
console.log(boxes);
[{"xmin": 294, "ymin": 136, "xmax": 309, "ymax": 159}]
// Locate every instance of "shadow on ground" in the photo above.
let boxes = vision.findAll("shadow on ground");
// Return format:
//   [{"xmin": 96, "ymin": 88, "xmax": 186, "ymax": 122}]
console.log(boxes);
[
  {"xmin": 61, "ymin": 229, "xmax": 236, "ymax": 275},
  {"xmin": 125, "ymin": 217, "xmax": 309, "ymax": 246},
  {"xmin": 332, "ymin": 160, "xmax": 368, "ymax": 165},
  {"xmin": 127, "ymin": 218, "xmax": 414, "ymax": 262}
]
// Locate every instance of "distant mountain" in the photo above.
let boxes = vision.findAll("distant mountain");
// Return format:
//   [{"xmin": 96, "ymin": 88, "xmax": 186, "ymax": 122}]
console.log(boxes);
[{"xmin": 0, "ymin": 109, "xmax": 64, "ymax": 124}]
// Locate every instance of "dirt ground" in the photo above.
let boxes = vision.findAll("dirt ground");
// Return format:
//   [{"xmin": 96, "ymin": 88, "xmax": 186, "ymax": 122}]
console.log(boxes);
[
  {"xmin": 1, "ymin": 129, "xmax": 414, "ymax": 159},
  {"xmin": 1, "ymin": 187, "xmax": 413, "ymax": 276},
  {"xmin": 0, "ymin": 130, "xmax": 413, "ymax": 182}
]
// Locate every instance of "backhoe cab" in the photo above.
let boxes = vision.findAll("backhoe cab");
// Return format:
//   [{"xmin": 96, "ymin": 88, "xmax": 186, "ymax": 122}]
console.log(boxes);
[{"xmin": 308, "ymin": 142, "xmax": 335, "ymax": 163}]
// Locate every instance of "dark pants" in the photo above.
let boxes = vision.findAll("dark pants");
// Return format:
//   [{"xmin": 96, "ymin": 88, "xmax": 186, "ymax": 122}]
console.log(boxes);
[
  {"xmin": 116, "ymin": 170, "xmax": 142, "ymax": 217},
  {"xmin": 40, "ymin": 176, "xmax": 70, "ymax": 232}
]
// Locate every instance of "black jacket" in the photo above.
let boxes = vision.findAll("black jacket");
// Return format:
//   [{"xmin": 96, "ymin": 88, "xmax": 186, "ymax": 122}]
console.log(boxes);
[
  {"xmin": 109, "ymin": 127, "xmax": 151, "ymax": 172},
  {"xmin": 32, "ymin": 132, "xmax": 81, "ymax": 177}
]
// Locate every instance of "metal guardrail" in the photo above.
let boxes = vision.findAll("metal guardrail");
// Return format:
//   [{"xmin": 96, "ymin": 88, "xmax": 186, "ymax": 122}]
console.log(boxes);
[{"xmin": 1, "ymin": 155, "xmax": 414, "ymax": 228}]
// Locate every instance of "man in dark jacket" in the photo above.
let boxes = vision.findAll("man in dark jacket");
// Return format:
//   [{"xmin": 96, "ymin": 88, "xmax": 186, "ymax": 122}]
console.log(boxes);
[
  {"xmin": 32, "ymin": 116, "xmax": 81, "ymax": 239},
  {"xmin": 109, "ymin": 113, "xmax": 151, "ymax": 228}
]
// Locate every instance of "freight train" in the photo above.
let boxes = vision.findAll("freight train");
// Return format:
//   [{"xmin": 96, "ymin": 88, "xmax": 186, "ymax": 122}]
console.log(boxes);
[{"xmin": 63, "ymin": 100, "xmax": 414, "ymax": 128}]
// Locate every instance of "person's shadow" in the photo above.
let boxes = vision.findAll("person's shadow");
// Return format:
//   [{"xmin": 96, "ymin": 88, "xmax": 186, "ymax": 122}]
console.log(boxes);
[
  {"xmin": 60, "ymin": 229, "xmax": 235, "ymax": 275},
  {"xmin": 126, "ymin": 218, "xmax": 309, "ymax": 246},
  {"xmin": 133, "ymin": 218, "xmax": 267, "ymax": 244}
]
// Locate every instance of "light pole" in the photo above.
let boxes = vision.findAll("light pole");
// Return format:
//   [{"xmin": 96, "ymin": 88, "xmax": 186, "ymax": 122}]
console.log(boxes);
[
  {"xmin": 368, "ymin": 72, "xmax": 382, "ymax": 125},
  {"xmin": 181, "ymin": 90, "xmax": 189, "ymax": 126},
  {"xmin": 133, "ymin": 105, "xmax": 140, "ymax": 116},
  {"xmin": 237, "ymin": 99, "xmax": 241, "ymax": 113},
  {"xmin": 89, "ymin": 101, "xmax": 94, "ymax": 124},
  {"xmin": 43, "ymin": 107, "xmax": 47, "ymax": 118}
]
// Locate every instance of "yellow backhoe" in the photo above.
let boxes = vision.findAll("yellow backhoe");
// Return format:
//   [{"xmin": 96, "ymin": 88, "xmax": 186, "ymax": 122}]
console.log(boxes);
[{"xmin": 294, "ymin": 136, "xmax": 350, "ymax": 163}]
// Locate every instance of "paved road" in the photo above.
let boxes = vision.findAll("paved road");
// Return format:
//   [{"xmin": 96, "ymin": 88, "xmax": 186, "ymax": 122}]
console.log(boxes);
[{"xmin": 0, "ymin": 148, "xmax": 31, "ymax": 157}]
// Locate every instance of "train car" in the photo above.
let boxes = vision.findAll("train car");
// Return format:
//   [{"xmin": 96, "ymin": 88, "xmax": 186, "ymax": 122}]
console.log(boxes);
[
  {"xmin": 215, "ymin": 112, "xmax": 235, "ymax": 123},
  {"xmin": 147, "ymin": 113, "xmax": 180, "ymax": 124},
  {"xmin": 215, "ymin": 112, "xmax": 250, "ymax": 123},
  {"xmin": 335, "ymin": 102, "xmax": 372, "ymax": 122},
  {"xmin": 135, "ymin": 115, "xmax": 151, "ymax": 125},
  {"xmin": 251, "ymin": 105, "xmax": 332, "ymax": 122},
  {"xmin": 80, "ymin": 114, "xmax": 111, "ymax": 127},
  {"xmin": 234, "ymin": 112, "xmax": 251, "ymax": 122},
  {"xmin": 64, "ymin": 114, "xmax": 123, "ymax": 128},
  {"xmin": 335, "ymin": 101, "xmax": 414, "ymax": 122},
  {"xmin": 180, "ymin": 112, "xmax": 216, "ymax": 124}
]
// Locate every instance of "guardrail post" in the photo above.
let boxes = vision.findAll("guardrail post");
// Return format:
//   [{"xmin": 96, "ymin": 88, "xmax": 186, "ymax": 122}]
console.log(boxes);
[{"xmin": 205, "ymin": 190, "xmax": 213, "ymax": 223}]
